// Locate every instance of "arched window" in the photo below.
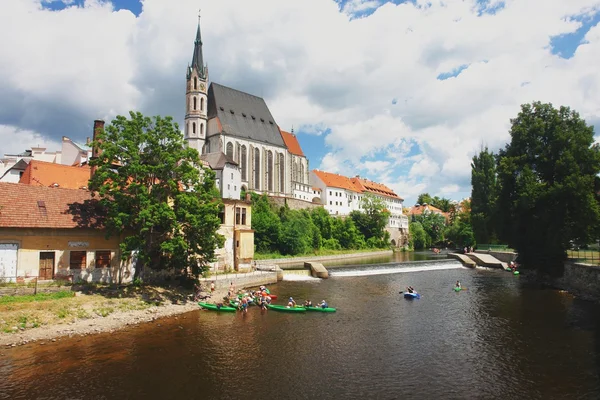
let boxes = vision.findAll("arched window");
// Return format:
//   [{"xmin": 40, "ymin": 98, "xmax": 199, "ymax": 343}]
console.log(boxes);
[
  {"xmin": 187, "ymin": 122, "xmax": 189, "ymax": 136},
  {"xmin": 241, "ymin": 146, "xmax": 247, "ymax": 181},
  {"xmin": 194, "ymin": 77, "xmax": 197, "ymax": 90},
  {"xmin": 266, "ymin": 150, "xmax": 273, "ymax": 192},
  {"xmin": 200, "ymin": 123, "xmax": 204, "ymax": 137},
  {"xmin": 300, "ymin": 163, "xmax": 305, "ymax": 184},
  {"xmin": 193, "ymin": 97, "xmax": 197, "ymax": 111},
  {"xmin": 254, "ymin": 148, "xmax": 260, "ymax": 189},
  {"xmin": 226, "ymin": 142, "xmax": 234, "ymax": 158},
  {"xmin": 192, "ymin": 122, "xmax": 196, "ymax": 134},
  {"xmin": 279, "ymin": 153, "xmax": 285, "ymax": 193},
  {"xmin": 236, "ymin": 143, "xmax": 241, "ymax": 163},
  {"xmin": 292, "ymin": 159, "xmax": 297, "ymax": 182},
  {"xmin": 200, "ymin": 97, "xmax": 204, "ymax": 112}
]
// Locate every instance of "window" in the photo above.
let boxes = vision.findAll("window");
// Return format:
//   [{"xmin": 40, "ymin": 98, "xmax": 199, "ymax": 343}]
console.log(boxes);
[
  {"xmin": 235, "ymin": 207, "xmax": 241, "ymax": 225},
  {"xmin": 234, "ymin": 186, "xmax": 237, "ymax": 191},
  {"xmin": 241, "ymin": 208, "xmax": 247, "ymax": 225},
  {"xmin": 241, "ymin": 146, "xmax": 247, "ymax": 181},
  {"xmin": 226, "ymin": 142, "xmax": 234, "ymax": 159},
  {"xmin": 193, "ymin": 97, "xmax": 197, "ymax": 110},
  {"xmin": 200, "ymin": 97, "xmax": 204, "ymax": 111},
  {"xmin": 200, "ymin": 123, "xmax": 204, "ymax": 137},
  {"xmin": 192, "ymin": 123, "xmax": 196, "ymax": 134},
  {"xmin": 218, "ymin": 209, "xmax": 225, "ymax": 224},
  {"xmin": 329, "ymin": 191, "xmax": 332, "ymax": 195},
  {"xmin": 267, "ymin": 150, "xmax": 274, "ymax": 191},
  {"xmin": 254, "ymin": 148, "xmax": 260, "ymax": 188},
  {"xmin": 194, "ymin": 77, "xmax": 197, "ymax": 89},
  {"xmin": 70, "ymin": 251, "xmax": 86, "ymax": 269},
  {"xmin": 329, "ymin": 201, "xmax": 332, "ymax": 205},
  {"xmin": 228, "ymin": 184, "xmax": 230, "ymax": 189},
  {"xmin": 95, "ymin": 251, "xmax": 111, "ymax": 269},
  {"xmin": 279, "ymin": 153, "xmax": 285, "ymax": 192}
]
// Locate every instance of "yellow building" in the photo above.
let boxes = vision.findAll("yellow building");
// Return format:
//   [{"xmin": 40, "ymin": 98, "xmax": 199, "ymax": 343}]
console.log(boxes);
[
  {"xmin": 213, "ymin": 198, "xmax": 254, "ymax": 272},
  {"xmin": 0, "ymin": 182, "xmax": 134, "ymax": 283}
]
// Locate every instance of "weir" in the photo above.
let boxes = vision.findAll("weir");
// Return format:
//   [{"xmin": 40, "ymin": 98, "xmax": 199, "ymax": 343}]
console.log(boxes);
[{"xmin": 465, "ymin": 253, "xmax": 507, "ymax": 269}]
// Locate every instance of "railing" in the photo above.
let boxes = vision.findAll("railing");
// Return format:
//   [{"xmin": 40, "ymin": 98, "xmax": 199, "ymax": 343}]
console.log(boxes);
[
  {"xmin": 0, "ymin": 276, "xmax": 73, "ymax": 296},
  {"xmin": 567, "ymin": 249, "xmax": 600, "ymax": 266}
]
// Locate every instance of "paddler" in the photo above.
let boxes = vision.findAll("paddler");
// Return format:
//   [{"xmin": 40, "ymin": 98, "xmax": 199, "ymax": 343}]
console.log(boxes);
[
  {"xmin": 318, "ymin": 299, "xmax": 328, "ymax": 309},
  {"xmin": 287, "ymin": 297, "xmax": 296, "ymax": 308},
  {"xmin": 455, "ymin": 280, "xmax": 461, "ymax": 289}
]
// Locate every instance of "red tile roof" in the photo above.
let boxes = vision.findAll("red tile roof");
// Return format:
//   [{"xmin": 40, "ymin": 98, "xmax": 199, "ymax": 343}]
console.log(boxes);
[
  {"xmin": 312, "ymin": 170, "xmax": 360, "ymax": 192},
  {"xmin": 0, "ymin": 183, "xmax": 99, "ymax": 229},
  {"xmin": 351, "ymin": 177, "xmax": 402, "ymax": 200},
  {"xmin": 19, "ymin": 160, "xmax": 91, "ymax": 190},
  {"xmin": 280, "ymin": 130, "xmax": 305, "ymax": 157},
  {"xmin": 408, "ymin": 204, "xmax": 449, "ymax": 221}
]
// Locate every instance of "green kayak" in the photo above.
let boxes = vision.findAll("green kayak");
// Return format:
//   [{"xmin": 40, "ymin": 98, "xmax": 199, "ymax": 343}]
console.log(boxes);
[
  {"xmin": 267, "ymin": 304, "xmax": 306, "ymax": 313},
  {"xmin": 453, "ymin": 287, "xmax": 462, "ymax": 292},
  {"xmin": 513, "ymin": 271, "xmax": 520, "ymax": 275},
  {"xmin": 198, "ymin": 302, "xmax": 237, "ymax": 312},
  {"xmin": 305, "ymin": 306, "xmax": 336, "ymax": 313}
]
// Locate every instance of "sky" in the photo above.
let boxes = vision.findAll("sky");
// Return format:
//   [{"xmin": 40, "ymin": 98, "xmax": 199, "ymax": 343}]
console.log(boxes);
[{"xmin": 1, "ymin": 0, "xmax": 599, "ymax": 206}]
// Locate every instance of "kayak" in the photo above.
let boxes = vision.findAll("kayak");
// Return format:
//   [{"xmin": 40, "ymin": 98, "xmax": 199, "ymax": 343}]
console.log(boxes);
[
  {"xmin": 403, "ymin": 292, "xmax": 421, "ymax": 299},
  {"xmin": 198, "ymin": 302, "xmax": 237, "ymax": 312},
  {"xmin": 267, "ymin": 304, "xmax": 306, "ymax": 313},
  {"xmin": 513, "ymin": 271, "xmax": 520, "ymax": 275},
  {"xmin": 305, "ymin": 306, "xmax": 336, "ymax": 313},
  {"xmin": 453, "ymin": 287, "xmax": 462, "ymax": 292}
]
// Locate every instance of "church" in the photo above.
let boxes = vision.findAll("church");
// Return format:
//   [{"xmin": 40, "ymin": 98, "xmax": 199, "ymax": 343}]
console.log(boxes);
[{"xmin": 184, "ymin": 20, "xmax": 312, "ymax": 202}]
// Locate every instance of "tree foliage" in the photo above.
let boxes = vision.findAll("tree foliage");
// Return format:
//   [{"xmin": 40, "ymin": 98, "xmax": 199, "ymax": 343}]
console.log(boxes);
[
  {"xmin": 350, "ymin": 194, "xmax": 390, "ymax": 247},
  {"xmin": 471, "ymin": 147, "xmax": 499, "ymax": 244},
  {"xmin": 416, "ymin": 193, "xmax": 452, "ymax": 212},
  {"xmin": 496, "ymin": 102, "xmax": 600, "ymax": 275},
  {"xmin": 88, "ymin": 112, "xmax": 224, "ymax": 279},
  {"xmin": 409, "ymin": 222, "xmax": 428, "ymax": 250},
  {"xmin": 251, "ymin": 194, "xmax": 389, "ymax": 255},
  {"xmin": 412, "ymin": 212, "xmax": 446, "ymax": 245}
]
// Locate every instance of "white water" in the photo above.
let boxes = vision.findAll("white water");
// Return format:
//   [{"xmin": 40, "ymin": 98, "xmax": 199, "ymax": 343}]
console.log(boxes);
[
  {"xmin": 329, "ymin": 263, "xmax": 465, "ymax": 278},
  {"xmin": 282, "ymin": 274, "xmax": 321, "ymax": 281}
]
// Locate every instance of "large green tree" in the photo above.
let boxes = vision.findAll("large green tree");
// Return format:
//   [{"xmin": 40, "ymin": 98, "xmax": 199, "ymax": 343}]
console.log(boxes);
[
  {"xmin": 497, "ymin": 102, "xmax": 600, "ymax": 275},
  {"xmin": 350, "ymin": 194, "xmax": 390, "ymax": 246},
  {"xmin": 470, "ymin": 147, "xmax": 499, "ymax": 244},
  {"xmin": 89, "ymin": 111, "xmax": 224, "ymax": 279},
  {"xmin": 416, "ymin": 193, "xmax": 452, "ymax": 212}
]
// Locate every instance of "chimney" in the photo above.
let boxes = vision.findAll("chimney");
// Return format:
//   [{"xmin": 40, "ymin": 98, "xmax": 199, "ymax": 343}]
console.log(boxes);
[
  {"xmin": 90, "ymin": 119, "xmax": 105, "ymax": 178},
  {"xmin": 245, "ymin": 192, "xmax": 251, "ymax": 202}
]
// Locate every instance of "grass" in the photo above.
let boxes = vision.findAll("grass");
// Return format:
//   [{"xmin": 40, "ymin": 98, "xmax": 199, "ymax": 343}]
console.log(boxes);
[
  {"xmin": 254, "ymin": 247, "xmax": 391, "ymax": 260},
  {"xmin": 0, "ymin": 291, "xmax": 74, "ymax": 304}
]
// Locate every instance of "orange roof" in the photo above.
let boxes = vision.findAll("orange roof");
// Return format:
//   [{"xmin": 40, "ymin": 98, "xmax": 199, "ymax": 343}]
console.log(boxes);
[
  {"xmin": 312, "ymin": 170, "xmax": 360, "ymax": 192},
  {"xmin": 408, "ymin": 204, "xmax": 449, "ymax": 221},
  {"xmin": 19, "ymin": 160, "xmax": 91, "ymax": 190},
  {"xmin": 351, "ymin": 177, "xmax": 402, "ymax": 200},
  {"xmin": 0, "ymin": 183, "xmax": 99, "ymax": 229},
  {"xmin": 280, "ymin": 130, "xmax": 305, "ymax": 157}
]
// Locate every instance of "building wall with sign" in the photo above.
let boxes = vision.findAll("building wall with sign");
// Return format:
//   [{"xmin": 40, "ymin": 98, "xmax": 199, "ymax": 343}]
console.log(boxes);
[{"xmin": 0, "ymin": 228, "xmax": 134, "ymax": 284}]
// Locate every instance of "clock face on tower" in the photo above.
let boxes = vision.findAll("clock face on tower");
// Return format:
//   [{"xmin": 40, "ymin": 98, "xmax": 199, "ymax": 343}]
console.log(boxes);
[{"xmin": 200, "ymin": 82, "xmax": 206, "ymax": 91}]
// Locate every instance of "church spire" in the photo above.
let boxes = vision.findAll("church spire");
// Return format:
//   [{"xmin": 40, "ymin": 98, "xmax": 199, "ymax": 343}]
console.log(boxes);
[{"xmin": 190, "ymin": 10, "xmax": 207, "ymax": 79}]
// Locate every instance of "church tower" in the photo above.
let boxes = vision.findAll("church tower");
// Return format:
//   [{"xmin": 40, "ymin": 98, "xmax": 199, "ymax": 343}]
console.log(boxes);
[{"xmin": 184, "ymin": 16, "xmax": 208, "ymax": 154}]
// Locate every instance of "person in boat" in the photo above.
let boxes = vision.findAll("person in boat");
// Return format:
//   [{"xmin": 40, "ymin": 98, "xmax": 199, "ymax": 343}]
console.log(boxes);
[
  {"xmin": 265, "ymin": 295, "xmax": 272, "ymax": 305},
  {"xmin": 455, "ymin": 280, "xmax": 461, "ymax": 289},
  {"xmin": 287, "ymin": 297, "xmax": 296, "ymax": 308},
  {"xmin": 304, "ymin": 299, "xmax": 312, "ymax": 307},
  {"xmin": 319, "ymin": 300, "xmax": 328, "ymax": 309},
  {"xmin": 406, "ymin": 286, "xmax": 415, "ymax": 293}
]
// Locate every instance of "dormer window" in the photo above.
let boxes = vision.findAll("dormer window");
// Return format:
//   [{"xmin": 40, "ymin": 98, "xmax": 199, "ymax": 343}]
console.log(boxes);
[
  {"xmin": 260, "ymin": 118, "xmax": 264, "ymax": 123},
  {"xmin": 269, "ymin": 121, "xmax": 273, "ymax": 125},
  {"xmin": 251, "ymin": 116, "xmax": 256, "ymax": 120},
  {"xmin": 219, "ymin": 106, "xmax": 224, "ymax": 111},
  {"xmin": 242, "ymin": 113, "xmax": 247, "ymax": 117},
  {"xmin": 230, "ymin": 110, "xmax": 234, "ymax": 114}
]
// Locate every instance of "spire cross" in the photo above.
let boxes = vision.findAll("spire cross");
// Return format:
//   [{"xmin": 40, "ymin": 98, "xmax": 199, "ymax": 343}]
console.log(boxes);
[{"xmin": 198, "ymin": 8, "xmax": 201, "ymax": 22}]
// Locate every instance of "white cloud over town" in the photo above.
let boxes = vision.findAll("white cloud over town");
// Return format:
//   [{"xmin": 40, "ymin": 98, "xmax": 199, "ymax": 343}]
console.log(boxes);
[{"xmin": 1, "ymin": 0, "xmax": 599, "ymax": 204}]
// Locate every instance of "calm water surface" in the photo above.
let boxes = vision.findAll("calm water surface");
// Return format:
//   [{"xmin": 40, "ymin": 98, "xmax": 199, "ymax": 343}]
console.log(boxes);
[{"xmin": 1, "ymin": 259, "xmax": 599, "ymax": 400}]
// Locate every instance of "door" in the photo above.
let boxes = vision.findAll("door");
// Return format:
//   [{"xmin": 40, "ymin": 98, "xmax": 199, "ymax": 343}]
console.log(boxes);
[
  {"xmin": 0, "ymin": 243, "xmax": 18, "ymax": 283},
  {"xmin": 39, "ymin": 252, "xmax": 55, "ymax": 280}
]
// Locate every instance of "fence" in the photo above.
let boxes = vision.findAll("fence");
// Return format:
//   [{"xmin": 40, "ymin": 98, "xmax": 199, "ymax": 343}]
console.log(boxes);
[
  {"xmin": 0, "ymin": 276, "xmax": 73, "ymax": 297},
  {"xmin": 477, "ymin": 244, "xmax": 511, "ymax": 251},
  {"xmin": 567, "ymin": 249, "xmax": 600, "ymax": 266}
]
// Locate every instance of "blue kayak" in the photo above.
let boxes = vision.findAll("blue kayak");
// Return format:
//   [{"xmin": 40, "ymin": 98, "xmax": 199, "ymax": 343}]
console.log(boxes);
[{"xmin": 403, "ymin": 292, "xmax": 421, "ymax": 299}]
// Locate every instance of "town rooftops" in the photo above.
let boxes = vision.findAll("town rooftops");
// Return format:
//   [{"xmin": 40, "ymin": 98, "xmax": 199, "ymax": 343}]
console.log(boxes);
[
  {"xmin": 280, "ymin": 130, "xmax": 305, "ymax": 157},
  {"xmin": 200, "ymin": 152, "xmax": 238, "ymax": 170},
  {"xmin": 206, "ymin": 82, "xmax": 286, "ymax": 148},
  {"xmin": 0, "ymin": 183, "xmax": 97, "ymax": 229},
  {"xmin": 351, "ymin": 177, "xmax": 403, "ymax": 200},
  {"xmin": 312, "ymin": 170, "xmax": 403, "ymax": 200},
  {"xmin": 19, "ymin": 160, "xmax": 91, "ymax": 190}
]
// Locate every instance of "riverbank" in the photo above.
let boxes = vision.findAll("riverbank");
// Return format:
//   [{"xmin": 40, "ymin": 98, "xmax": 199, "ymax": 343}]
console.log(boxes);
[{"xmin": 0, "ymin": 283, "xmax": 236, "ymax": 348}]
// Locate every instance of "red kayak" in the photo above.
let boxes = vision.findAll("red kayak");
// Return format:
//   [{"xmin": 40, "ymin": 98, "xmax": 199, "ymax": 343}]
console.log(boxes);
[{"xmin": 267, "ymin": 294, "xmax": 277, "ymax": 300}]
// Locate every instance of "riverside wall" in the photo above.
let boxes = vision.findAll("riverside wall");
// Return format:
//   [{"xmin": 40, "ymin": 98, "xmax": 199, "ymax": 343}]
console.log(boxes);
[
  {"xmin": 198, "ymin": 271, "xmax": 278, "ymax": 291},
  {"xmin": 561, "ymin": 261, "xmax": 600, "ymax": 302},
  {"xmin": 256, "ymin": 250, "xmax": 394, "ymax": 269},
  {"xmin": 477, "ymin": 250, "xmax": 517, "ymax": 263},
  {"xmin": 268, "ymin": 197, "xmax": 322, "ymax": 211}
]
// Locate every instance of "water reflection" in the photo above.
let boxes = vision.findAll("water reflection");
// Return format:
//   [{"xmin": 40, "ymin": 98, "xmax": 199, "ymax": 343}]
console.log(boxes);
[{"xmin": 1, "ymin": 262, "xmax": 599, "ymax": 400}]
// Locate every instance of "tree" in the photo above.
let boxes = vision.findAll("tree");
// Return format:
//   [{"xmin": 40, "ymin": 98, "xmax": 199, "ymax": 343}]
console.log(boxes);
[
  {"xmin": 413, "ymin": 212, "xmax": 446, "ymax": 245},
  {"xmin": 416, "ymin": 192, "xmax": 452, "ymax": 212},
  {"xmin": 250, "ymin": 193, "xmax": 281, "ymax": 253},
  {"xmin": 497, "ymin": 102, "xmax": 600, "ymax": 275},
  {"xmin": 417, "ymin": 193, "xmax": 433, "ymax": 206},
  {"xmin": 89, "ymin": 112, "xmax": 224, "ymax": 279},
  {"xmin": 409, "ymin": 222, "xmax": 427, "ymax": 250},
  {"xmin": 350, "ymin": 194, "xmax": 390, "ymax": 243},
  {"xmin": 471, "ymin": 147, "xmax": 499, "ymax": 244}
]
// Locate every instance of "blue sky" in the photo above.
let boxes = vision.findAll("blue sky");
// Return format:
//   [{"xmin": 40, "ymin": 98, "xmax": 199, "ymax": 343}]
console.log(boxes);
[{"xmin": 3, "ymin": 0, "xmax": 600, "ymax": 205}]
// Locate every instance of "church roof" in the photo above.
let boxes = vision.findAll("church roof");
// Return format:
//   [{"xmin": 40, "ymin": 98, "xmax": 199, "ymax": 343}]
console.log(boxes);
[
  {"xmin": 200, "ymin": 152, "xmax": 238, "ymax": 170},
  {"xmin": 189, "ymin": 22, "xmax": 207, "ymax": 79},
  {"xmin": 280, "ymin": 130, "xmax": 305, "ymax": 157},
  {"xmin": 207, "ymin": 83, "xmax": 286, "ymax": 148}
]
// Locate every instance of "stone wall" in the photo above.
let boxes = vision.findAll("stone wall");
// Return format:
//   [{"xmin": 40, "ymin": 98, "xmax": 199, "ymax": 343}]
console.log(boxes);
[
  {"xmin": 198, "ymin": 270, "xmax": 278, "ymax": 291},
  {"xmin": 477, "ymin": 250, "xmax": 517, "ymax": 263},
  {"xmin": 268, "ymin": 196, "xmax": 322, "ymax": 211},
  {"xmin": 562, "ymin": 261, "xmax": 600, "ymax": 302}
]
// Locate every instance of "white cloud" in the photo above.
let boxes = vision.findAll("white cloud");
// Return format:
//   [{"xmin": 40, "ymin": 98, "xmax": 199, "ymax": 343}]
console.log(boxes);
[
  {"xmin": 1, "ymin": 0, "xmax": 600, "ymax": 205},
  {"xmin": 0, "ymin": 125, "xmax": 61, "ymax": 156}
]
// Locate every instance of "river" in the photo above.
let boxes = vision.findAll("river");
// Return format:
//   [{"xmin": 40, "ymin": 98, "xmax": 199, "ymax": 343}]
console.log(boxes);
[{"xmin": 1, "ymin": 256, "xmax": 599, "ymax": 399}]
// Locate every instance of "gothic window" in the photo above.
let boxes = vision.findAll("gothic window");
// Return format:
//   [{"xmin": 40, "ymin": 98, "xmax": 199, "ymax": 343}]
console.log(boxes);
[
  {"xmin": 200, "ymin": 123, "xmax": 204, "ymax": 137},
  {"xmin": 241, "ymin": 146, "xmax": 247, "ymax": 181},
  {"xmin": 279, "ymin": 153, "xmax": 285, "ymax": 193},
  {"xmin": 254, "ymin": 148, "xmax": 260, "ymax": 189},
  {"xmin": 200, "ymin": 97, "xmax": 204, "ymax": 111},
  {"xmin": 266, "ymin": 150, "xmax": 273, "ymax": 192},
  {"xmin": 292, "ymin": 159, "xmax": 297, "ymax": 182},
  {"xmin": 194, "ymin": 77, "xmax": 197, "ymax": 90},
  {"xmin": 300, "ymin": 163, "xmax": 305, "ymax": 184},
  {"xmin": 226, "ymin": 142, "xmax": 234, "ymax": 159},
  {"xmin": 192, "ymin": 122, "xmax": 196, "ymax": 134},
  {"xmin": 236, "ymin": 143, "xmax": 241, "ymax": 163},
  {"xmin": 193, "ymin": 97, "xmax": 197, "ymax": 111}
]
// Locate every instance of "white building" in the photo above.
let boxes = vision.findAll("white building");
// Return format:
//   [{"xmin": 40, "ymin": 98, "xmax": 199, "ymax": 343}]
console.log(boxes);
[
  {"xmin": 200, "ymin": 152, "xmax": 241, "ymax": 200},
  {"xmin": 310, "ymin": 170, "xmax": 409, "ymax": 247},
  {"xmin": 183, "ymin": 19, "xmax": 311, "ymax": 200}
]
